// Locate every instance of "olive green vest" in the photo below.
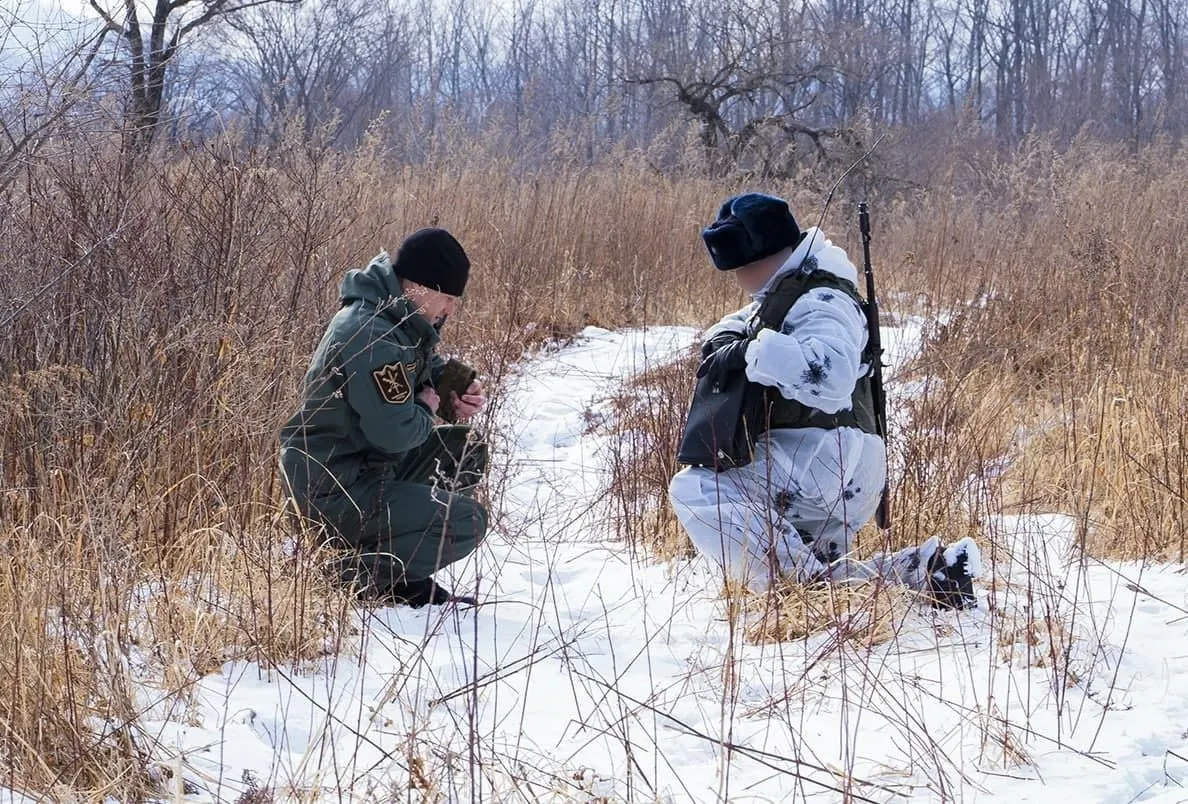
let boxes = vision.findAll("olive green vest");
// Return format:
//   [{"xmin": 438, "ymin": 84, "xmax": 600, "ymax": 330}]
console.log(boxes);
[{"xmin": 750, "ymin": 270, "xmax": 879, "ymax": 434}]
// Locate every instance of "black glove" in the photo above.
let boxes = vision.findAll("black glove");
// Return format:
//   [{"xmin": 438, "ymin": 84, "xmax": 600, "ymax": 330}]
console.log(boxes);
[
  {"xmin": 696, "ymin": 334, "xmax": 750, "ymax": 387},
  {"xmin": 700, "ymin": 330, "xmax": 743, "ymax": 359}
]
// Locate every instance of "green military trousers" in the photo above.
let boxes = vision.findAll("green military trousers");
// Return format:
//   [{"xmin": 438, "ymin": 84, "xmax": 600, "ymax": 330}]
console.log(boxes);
[{"xmin": 292, "ymin": 426, "xmax": 489, "ymax": 593}]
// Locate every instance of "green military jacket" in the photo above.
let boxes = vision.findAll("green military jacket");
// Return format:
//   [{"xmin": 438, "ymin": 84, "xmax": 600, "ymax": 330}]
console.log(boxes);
[{"xmin": 280, "ymin": 252, "xmax": 443, "ymax": 501}]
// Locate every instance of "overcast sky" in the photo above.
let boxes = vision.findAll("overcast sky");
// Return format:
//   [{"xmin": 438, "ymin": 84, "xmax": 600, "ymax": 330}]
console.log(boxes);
[
  {"xmin": 10, "ymin": 1, "xmax": 82, "ymax": 34},
  {"xmin": 1, "ymin": 2, "xmax": 95, "ymax": 81},
  {"xmin": 24, "ymin": 0, "xmax": 96, "ymax": 22}
]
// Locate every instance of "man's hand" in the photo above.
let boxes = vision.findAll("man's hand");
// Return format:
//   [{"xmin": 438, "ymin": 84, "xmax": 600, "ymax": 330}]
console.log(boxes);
[
  {"xmin": 449, "ymin": 379, "xmax": 487, "ymax": 421},
  {"xmin": 696, "ymin": 334, "xmax": 750, "ymax": 387},
  {"xmin": 701, "ymin": 330, "xmax": 744, "ymax": 359},
  {"xmin": 417, "ymin": 386, "xmax": 441, "ymax": 414}
]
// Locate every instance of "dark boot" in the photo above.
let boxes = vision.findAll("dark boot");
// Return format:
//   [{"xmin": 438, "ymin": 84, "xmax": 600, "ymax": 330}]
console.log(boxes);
[
  {"xmin": 382, "ymin": 577, "xmax": 478, "ymax": 608},
  {"xmin": 927, "ymin": 538, "xmax": 980, "ymax": 610}
]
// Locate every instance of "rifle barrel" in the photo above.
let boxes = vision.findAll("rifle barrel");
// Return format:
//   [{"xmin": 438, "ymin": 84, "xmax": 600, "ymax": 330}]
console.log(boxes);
[{"xmin": 859, "ymin": 202, "xmax": 892, "ymax": 530}]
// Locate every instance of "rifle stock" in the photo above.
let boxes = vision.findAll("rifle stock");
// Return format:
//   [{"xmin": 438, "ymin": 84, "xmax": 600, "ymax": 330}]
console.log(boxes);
[{"xmin": 859, "ymin": 202, "xmax": 892, "ymax": 531}]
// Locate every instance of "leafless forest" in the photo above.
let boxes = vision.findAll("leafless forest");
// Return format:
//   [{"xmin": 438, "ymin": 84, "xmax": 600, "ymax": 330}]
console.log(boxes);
[{"xmin": 4, "ymin": 0, "xmax": 1187, "ymax": 173}]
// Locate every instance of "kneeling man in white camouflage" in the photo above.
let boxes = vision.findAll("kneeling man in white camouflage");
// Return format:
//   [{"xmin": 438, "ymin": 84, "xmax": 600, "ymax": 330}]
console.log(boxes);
[{"xmin": 669, "ymin": 193, "xmax": 978, "ymax": 608}]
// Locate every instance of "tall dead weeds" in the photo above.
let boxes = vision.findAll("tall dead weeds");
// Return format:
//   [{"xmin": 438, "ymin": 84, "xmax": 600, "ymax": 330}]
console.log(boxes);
[{"xmin": 2, "ymin": 128, "xmax": 1186, "ymax": 796}]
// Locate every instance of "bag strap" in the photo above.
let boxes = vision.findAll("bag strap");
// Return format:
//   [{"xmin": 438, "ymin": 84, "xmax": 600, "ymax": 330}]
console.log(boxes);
[{"xmin": 752, "ymin": 269, "xmax": 867, "ymax": 339}]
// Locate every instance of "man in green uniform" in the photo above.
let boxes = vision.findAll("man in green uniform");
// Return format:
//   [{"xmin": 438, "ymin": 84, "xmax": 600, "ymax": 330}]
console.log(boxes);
[{"xmin": 280, "ymin": 228, "xmax": 489, "ymax": 607}]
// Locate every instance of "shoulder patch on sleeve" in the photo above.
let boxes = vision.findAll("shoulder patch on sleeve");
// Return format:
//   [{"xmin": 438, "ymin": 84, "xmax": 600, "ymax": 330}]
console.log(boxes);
[{"xmin": 372, "ymin": 360, "xmax": 418, "ymax": 404}]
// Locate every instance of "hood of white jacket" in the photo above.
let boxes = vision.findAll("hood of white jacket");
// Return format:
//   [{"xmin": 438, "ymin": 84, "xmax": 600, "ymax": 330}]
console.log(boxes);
[{"xmin": 755, "ymin": 227, "xmax": 858, "ymax": 299}]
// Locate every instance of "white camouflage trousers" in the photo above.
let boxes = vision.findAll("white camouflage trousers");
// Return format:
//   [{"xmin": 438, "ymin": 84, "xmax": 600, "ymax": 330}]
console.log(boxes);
[{"xmin": 669, "ymin": 429, "xmax": 937, "ymax": 591}]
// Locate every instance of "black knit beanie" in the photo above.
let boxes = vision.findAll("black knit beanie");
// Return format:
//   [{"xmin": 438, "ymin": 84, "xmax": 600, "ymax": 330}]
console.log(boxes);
[
  {"xmin": 702, "ymin": 193, "xmax": 803, "ymax": 271},
  {"xmin": 392, "ymin": 228, "xmax": 471, "ymax": 296}
]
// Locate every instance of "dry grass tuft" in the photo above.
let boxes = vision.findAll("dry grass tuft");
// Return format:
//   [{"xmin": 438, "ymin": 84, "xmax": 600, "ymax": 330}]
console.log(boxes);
[
  {"xmin": 602, "ymin": 349, "xmax": 702, "ymax": 561},
  {"xmin": 134, "ymin": 514, "xmax": 352, "ymax": 675},
  {"xmin": 978, "ymin": 705, "xmax": 1034, "ymax": 768},
  {"xmin": 0, "ymin": 523, "xmax": 155, "ymax": 796},
  {"xmin": 1011, "ymin": 374, "xmax": 1188, "ymax": 559},
  {"xmin": 883, "ymin": 349, "xmax": 1019, "ymax": 553},
  {"xmin": 742, "ymin": 580, "xmax": 917, "ymax": 647},
  {"xmin": 885, "ymin": 141, "xmax": 1188, "ymax": 558},
  {"xmin": 632, "ymin": 509, "xmax": 695, "ymax": 562},
  {"xmin": 995, "ymin": 606, "xmax": 1077, "ymax": 680}
]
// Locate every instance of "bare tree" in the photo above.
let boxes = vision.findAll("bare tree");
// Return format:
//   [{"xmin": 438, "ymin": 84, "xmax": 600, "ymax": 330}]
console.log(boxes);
[
  {"xmin": 1151, "ymin": 0, "xmax": 1184, "ymax": 129},
  {"xmin": 87, "ymin": 0, "xmax": 301, "ymax": 151},
  {"xmin": 626, "ymin": 8, "xmax": 843, "ymax": 177},
  {"xmin": 224, "ymin": 0, "xmax": 410, "ymax": 145}
]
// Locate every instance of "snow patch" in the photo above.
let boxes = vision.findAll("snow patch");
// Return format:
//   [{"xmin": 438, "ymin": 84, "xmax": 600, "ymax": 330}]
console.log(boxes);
[{"xmin": 945, "ymin": 536, "xmax": 983, "ymax": 577}]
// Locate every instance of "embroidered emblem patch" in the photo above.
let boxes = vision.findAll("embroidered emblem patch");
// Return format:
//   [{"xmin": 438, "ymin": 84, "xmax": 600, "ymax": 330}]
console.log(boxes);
[{"xmin": 372, "ymin": 361, "xmax": 417, "ymax": 404}]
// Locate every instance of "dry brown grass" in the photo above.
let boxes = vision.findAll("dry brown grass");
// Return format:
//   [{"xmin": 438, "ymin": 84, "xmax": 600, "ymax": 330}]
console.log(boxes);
[
  {"xmin": 995, "ymin": 604, "xmax": 1077, "ymax": 679},
  {"xmin": 2, "ymin": 124, "xmax": 1187, "ymax": 797},
  {"xmin": 1009, "ymin": 374, "xmax": 1188, "ymax": 559},
  {"xmin": 881, "ymin": 370, "xmax": 1016, "ymax": 553},
  {"xmin": 742, "ymin": 580, "xmax": 917, "ymax": 647},
  {"xmin": 602, "ymin": 351, "xmax": 702, "ymax": 561},
  {"xmin": 882, "ymin": 141, "xmax": 1188, "ymax": 559}
]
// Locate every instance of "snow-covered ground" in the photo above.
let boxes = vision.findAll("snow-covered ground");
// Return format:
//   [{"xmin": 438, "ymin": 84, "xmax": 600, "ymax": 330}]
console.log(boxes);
[{"xmin": 18, "ymin": 323, "xmax": 1187, "ymax": 803}]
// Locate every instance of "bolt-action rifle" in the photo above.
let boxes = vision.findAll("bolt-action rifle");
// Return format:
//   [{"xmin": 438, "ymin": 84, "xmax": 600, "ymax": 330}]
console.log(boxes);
[{"xmin": 859, "ymin": 202, "xmax": 891, "ymax": 531}]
